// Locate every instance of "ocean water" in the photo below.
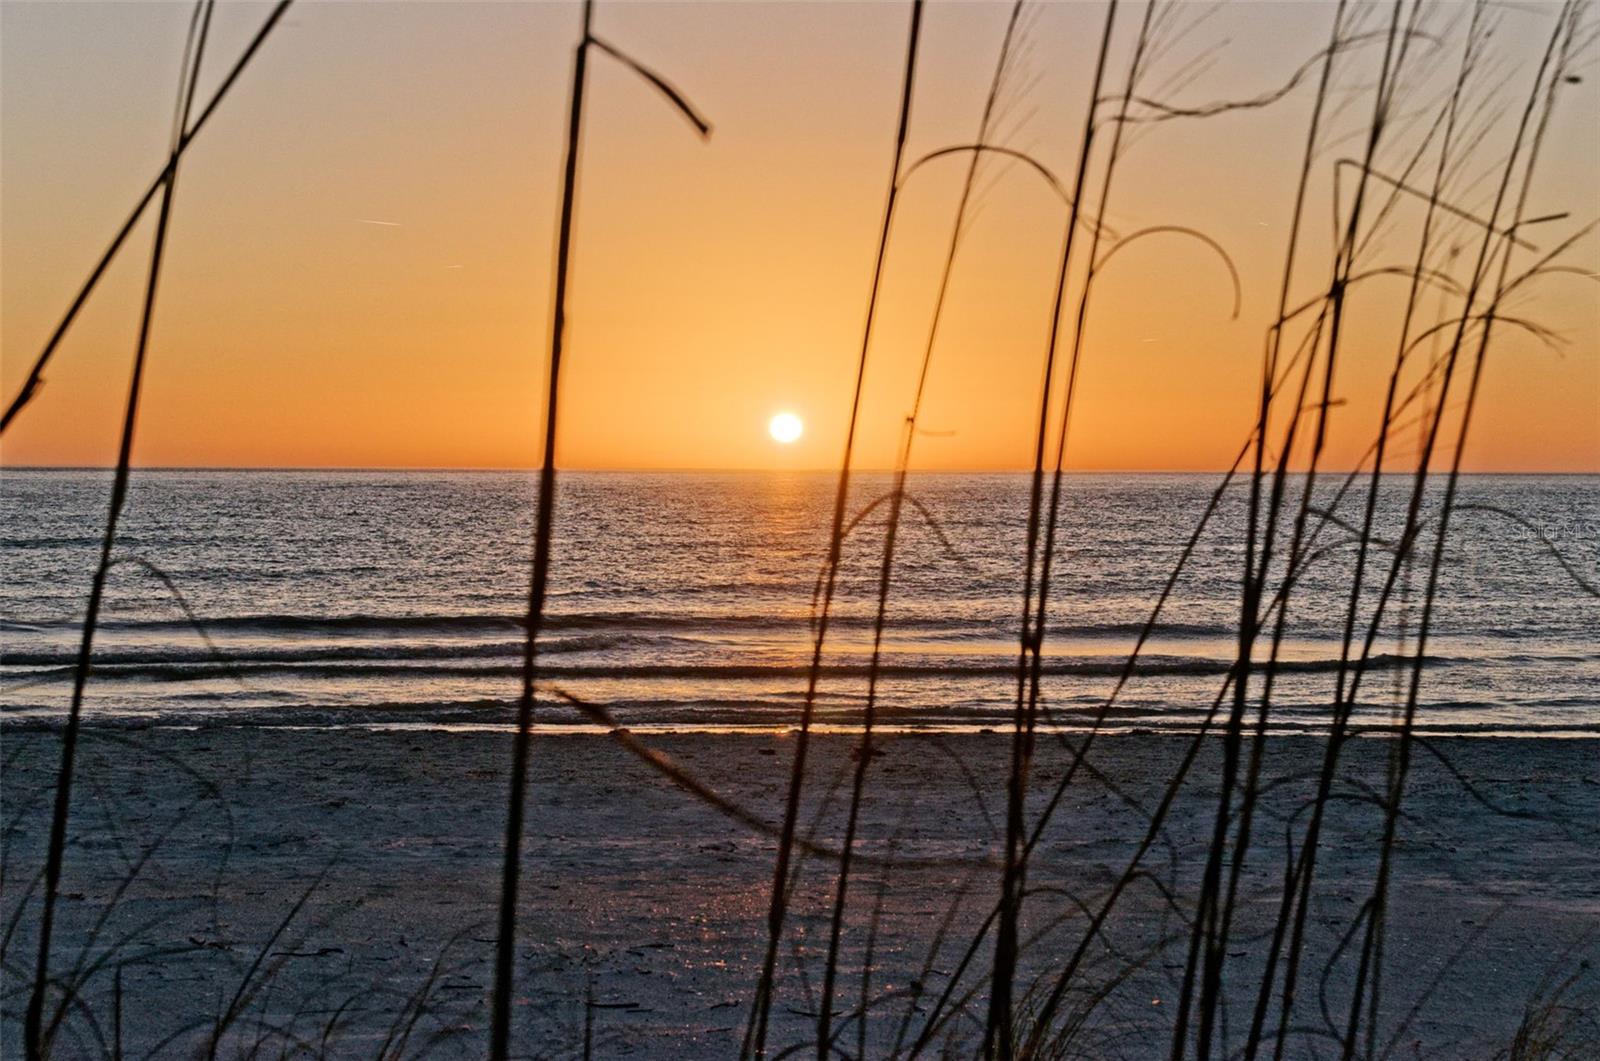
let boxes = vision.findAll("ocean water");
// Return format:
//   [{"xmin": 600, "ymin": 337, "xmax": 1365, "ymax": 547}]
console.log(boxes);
[{"xmin": 1, "ymin": 470, "xmax": 1595, "ymax": 735}]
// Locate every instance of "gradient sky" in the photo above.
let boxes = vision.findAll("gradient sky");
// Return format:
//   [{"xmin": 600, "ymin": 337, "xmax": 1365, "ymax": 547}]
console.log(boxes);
[{"xmin": 2, "ymin": 0, "xmax": 1596, "ymax": 471}]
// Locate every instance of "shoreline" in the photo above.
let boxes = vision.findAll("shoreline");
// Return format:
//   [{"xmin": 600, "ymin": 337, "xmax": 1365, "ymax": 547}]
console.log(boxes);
[{"xmin": 7, "ymin": 716, "xmax": 1600, "ymax": 739}]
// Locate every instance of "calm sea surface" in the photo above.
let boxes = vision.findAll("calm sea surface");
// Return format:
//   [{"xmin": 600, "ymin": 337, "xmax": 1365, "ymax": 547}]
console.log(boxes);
[{"xmin": 2, "ymin": 470, "xmax": 1595, "ymax": 735}]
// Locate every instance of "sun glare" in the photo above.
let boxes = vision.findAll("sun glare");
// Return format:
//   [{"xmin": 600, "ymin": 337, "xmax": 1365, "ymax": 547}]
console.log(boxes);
[{"xmin": 768, "ymin": 412, "xmax": 803, "ymax": 445}]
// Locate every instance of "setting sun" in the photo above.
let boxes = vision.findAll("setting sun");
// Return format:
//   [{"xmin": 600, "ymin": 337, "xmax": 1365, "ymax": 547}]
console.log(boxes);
[{"xmin": 768, "ymin": 412, "xmax": 803, "ymax": 445}]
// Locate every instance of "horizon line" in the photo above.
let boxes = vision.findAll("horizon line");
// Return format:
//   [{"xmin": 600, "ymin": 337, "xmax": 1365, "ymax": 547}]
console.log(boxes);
[{"xmin": 4, "ymin": 464, "xmax": 1596, "ymax": 476}]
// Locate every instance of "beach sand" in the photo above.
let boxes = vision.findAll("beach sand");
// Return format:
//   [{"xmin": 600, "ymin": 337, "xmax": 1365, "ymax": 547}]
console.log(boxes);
[{"xmin": 2, "ymin": 726, "xmax": 1596, "ymax": 1058}]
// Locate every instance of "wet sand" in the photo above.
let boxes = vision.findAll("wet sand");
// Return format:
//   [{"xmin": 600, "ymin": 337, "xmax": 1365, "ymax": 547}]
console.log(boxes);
[{"xmin": 2, "ymin": 726, "xmax": 1596, "ymax": 1058}]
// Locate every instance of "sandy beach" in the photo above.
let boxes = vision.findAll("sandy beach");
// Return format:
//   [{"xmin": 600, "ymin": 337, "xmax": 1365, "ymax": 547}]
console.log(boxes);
[{"xmin": 2, "ymin": 725, "xmax": 1595, "ymax": 1058}]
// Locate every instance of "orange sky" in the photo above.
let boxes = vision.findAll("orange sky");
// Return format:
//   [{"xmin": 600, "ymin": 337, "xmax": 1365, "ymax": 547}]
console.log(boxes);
[{"xmin": 2, "ymin": 1, "xmax": 1596, "ymax": 472}]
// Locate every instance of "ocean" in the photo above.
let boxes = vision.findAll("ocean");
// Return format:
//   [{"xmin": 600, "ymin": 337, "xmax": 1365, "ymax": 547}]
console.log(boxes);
[{"xmin": 2, "ymin": 469, "xmax": 1595, "ymax": 735}]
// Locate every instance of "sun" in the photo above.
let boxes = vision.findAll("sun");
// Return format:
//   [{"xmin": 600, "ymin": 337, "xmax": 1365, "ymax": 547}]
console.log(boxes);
[{"xmin": 768, "ymin": 411, "xmax": 803, "ymax": 445}]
